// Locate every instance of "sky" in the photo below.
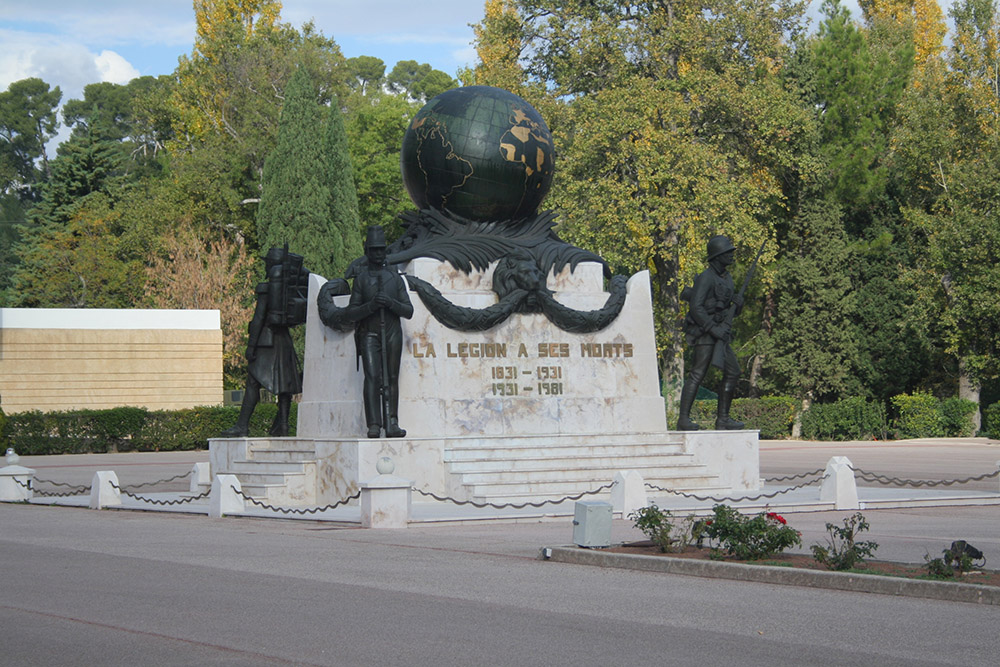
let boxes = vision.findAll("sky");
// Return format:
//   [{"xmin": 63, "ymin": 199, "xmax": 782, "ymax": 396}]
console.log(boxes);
[
  {"xmin": 0, "ymin": 0, "xmax": 486, "ymax": 146},
  {"xmin": 1, "ymin": 0, "xmax": 954, "ymax": 147}
]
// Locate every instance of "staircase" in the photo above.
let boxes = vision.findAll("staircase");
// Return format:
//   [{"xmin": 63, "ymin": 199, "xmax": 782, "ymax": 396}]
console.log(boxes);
[
  {"xmin": 442, "ymin": 433, "xmax": 726, "ymax": 505},
  {"xmin": 215, "ymin": 438, "xmax": 319, "ymax": 505}
]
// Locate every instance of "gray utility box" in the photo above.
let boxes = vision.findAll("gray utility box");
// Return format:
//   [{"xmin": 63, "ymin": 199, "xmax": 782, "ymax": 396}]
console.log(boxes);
[{"xmin": 573, "ymin": 500, "xmax": 612, "ymax": 548}]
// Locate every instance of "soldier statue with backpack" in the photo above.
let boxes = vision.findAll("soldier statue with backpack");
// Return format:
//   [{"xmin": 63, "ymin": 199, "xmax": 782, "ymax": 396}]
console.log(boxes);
[{"xmin": 221, "ymin": 246, "xmax": 310, "ymax": 438}]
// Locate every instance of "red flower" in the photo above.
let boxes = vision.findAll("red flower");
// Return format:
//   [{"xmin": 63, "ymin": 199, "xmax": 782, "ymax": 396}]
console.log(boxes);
[
  {"xmin": 705, "ymin": 520, "xmax": 713, "ymax": 526},
  {"xmin": 766, "ymin": 512, "xmax": 787, "ymax": 525}
]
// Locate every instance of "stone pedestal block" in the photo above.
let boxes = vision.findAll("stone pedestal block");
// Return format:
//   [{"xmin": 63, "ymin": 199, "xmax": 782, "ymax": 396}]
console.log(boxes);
[
  {"xmin": 610, "ymin": 470, "xmax": 647, "ymax": 516},
  {"xmin": 0, "ymin": 465, "xmax": 35, "ymax": 501},
  {"xmin": 210, "ymin": 474, "xmax": 246, "ymax": 517},
  {"xmin": 89, "ymin": 471, "xmax": 121, "ymax": 509},
  {"xmin": 360, "ymin": 474, "xmax": 412, "ymax": 528},
  {"xmin": 820, "ymin": 456, "xmax": 859, "ymax": 510}
]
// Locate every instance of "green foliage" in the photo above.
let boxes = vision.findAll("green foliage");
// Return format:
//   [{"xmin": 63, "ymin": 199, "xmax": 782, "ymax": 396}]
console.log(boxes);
[
  {"xmin": 924, "ymin": 544, "xmax": 975, "ymax": 579},
  {"xmin": 257, "ymin": 68, "xmax": 338, "ymax": 277},
  {"xmin": 938, "ymin": 397, "xmax": 979, "ymax": 437},
  {"xmin": 323, "ymin": 98, "xmax": 363, "ymax": 277},
  {"xmin": 0, "ymin": 404, "xmax": 297, "ymax": 454},
  {"xmin": 810, "ymin": 512, "xmax": 879, "ymax": 570},
  {"xmin": 628, "ymin": 505, "xmax": 700, "ymax": 553},
  {"xmin": 386, "ymin": 60, "xmax": 457, "ymax": 101},
  {"xmin": 984, "ymin": 402, "xmax": 1000, "ymax": 440},
  {"xmin": 763, "ymin": 195, "xmax": 856, "ymax": 401},
  {"xmin": 891, "ymin": 391, "xmax": 943, "ymax": 438},
  {"xmin": 702, "ymin": 505, "xmax": 801, "ymax": 560},
  {"xmin": 800, "ymin": 397, "xmax": 888, "ymax": 441},
  {"xmin": 0, "ymin": 77, "xmax": 62, "ymax": 191},
  {"xmin": 691, "ymin": 397, "xmax": 799, "ymax": 439}
]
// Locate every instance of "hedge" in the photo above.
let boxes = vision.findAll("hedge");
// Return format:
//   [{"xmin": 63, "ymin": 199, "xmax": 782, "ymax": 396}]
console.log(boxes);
[
  {"xmin": 800, "ymin": 397, "xmax": 888, "ymax": 441},
  {"xmin": 985, "ymin": 402, "xmax": 1000, "ymax": 440},
  {"xmin": 691, "ymin": 396, "xmax": 798, "ymax": 439},
  {"xmin": 0, "ymin": 403, "xmax": 298, "ymax": 455}
]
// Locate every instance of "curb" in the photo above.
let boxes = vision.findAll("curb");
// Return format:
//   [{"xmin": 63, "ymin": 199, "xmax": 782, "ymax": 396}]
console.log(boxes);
[{"xmin": 541, "ymin": 546, "xmax": 1000, "ymax": 606}]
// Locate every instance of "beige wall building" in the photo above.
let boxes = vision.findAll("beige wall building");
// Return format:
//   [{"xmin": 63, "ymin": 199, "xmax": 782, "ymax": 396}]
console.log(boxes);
[{"xmin": 0, "ymin": 309, "xmax": 223, "ymax": 414}]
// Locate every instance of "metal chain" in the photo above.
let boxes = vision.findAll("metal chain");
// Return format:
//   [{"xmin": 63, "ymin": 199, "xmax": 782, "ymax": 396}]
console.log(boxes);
[
  {"xmin": 231, "ymin": 487, "xmax": 362, "ymax": 515},
  {"xmin": 850, "ymin": 466, "xmax": 1000, "ymax": 488},
  {"xmin": 764, "ymin": 468, "xmax": 826, "ymax": 483},
  {"xmin": 645, "ymin": 475, "xmax": 828, "ymax": 503},
  {"xmin": 18, "ymin": 477, "xmax": 91, "ymax": 497},
  {"xmin": 122, "ymin": 471, "xmax": 193, "ymax": 490},
  {"xmin": 109, "ymin": 481, "xmax": 210, "ymax": 506},
  {"xmin": 30, "ymin": 478, "xmax": 90, "ymax": 493},
  {"xmin": 411, "ymin": 482, "xmax": 616, "ymax": 510}
]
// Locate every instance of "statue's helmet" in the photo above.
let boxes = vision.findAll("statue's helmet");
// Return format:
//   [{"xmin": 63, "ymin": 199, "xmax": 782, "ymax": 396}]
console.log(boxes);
[
  {"xmin": 365, "ymin": 225, "xmax": 387, "ymax": 251},
  {"xmin": 707, "ymin": 235, "xmax": 736, "ymax": 260}
]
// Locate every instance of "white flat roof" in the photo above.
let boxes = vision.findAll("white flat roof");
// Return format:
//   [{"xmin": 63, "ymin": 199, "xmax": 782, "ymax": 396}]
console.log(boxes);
[{"xmin": 0, "ymin": 308, "xmax": 221, "ymax": 330}]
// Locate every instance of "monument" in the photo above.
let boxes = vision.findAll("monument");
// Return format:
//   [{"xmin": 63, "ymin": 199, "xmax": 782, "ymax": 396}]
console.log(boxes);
[{"xmin": 211, "ymin": 86, "xmax": 759, "ymax": 509}]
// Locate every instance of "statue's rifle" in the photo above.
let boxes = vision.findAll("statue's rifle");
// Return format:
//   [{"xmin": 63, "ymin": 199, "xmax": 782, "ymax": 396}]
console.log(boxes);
[
  {"xmin": 377, "ymin": 269, "xmax": 391, "ymax": 433},
  {"xmin": 711, "ymin": 238, "xmax": 766, "ymax": 369}
]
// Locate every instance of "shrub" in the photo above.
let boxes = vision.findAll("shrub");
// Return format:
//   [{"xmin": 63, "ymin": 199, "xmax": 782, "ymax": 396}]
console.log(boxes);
[
  {"xmin": 628, "ymin": 505, "xmax": 700, "ymax": 553},
  {"xmin": 800, "ymin": 397, "xmax": 888, "ymax": 441},
  {"xmin": 811, "ymin": 512, "xmax": 879, "ymax": 571},
  {"xmin": 1, "ymin": 403, "xmax": 299, "ymax": 455},
  {"xmin": 985, "ymin": 402, "xmax": 1000, "ymax": 440},
  {"xmin": 892, "ymin": 392, "xmax": 943, "ymax": 438},
  {"xmin": 702, "ymin": 504, "xmax": 801, "ymax": 560},
  {"xmin": 689, "ymin": 396, "xmax": 798, "ymax": 438},
  {"xmin": 938, "ymin": 397, "xmax": 979, "ymax": 438}
]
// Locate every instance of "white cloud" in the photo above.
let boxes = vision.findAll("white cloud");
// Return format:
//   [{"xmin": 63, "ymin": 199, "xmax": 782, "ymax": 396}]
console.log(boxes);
[{"xmin": 95, "ymin": 50, "xmax": 140, "ymax": 84}]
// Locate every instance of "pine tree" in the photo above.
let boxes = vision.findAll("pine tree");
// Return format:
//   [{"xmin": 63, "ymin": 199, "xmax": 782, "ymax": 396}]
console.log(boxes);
[
  {"xmin": 763, "ymin": 194, "xmax": 856, "ymax": 405},
  {"xmin": 256, "ymin": 67, "xmax": 338, "ymax": 277},
  {"xmin": 322, "ymin": 98, "xmax": 362, "ymax": 276}
]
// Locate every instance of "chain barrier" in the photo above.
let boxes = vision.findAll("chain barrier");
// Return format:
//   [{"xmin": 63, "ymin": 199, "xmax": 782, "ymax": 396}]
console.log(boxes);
[
  {"xmin": 21, "ymin": 478, "xmax": 91, "ymax": 497},
  {"xmin": 121, "ymin": 471, "xmax": 193, "ymax": 490},
  {"xmin": 412, "ymin": 482, "xmax": 616, "ymax": 510},
  {"xmin": 850, "ymin": 466, "xmax": 1000, "ymax": 488},
  {"xmin": 645, "ymin": 475, "xmax": 828, "ymax": 503},
  {"xmin": 231, "ymin": 487, "xmax": 362, "ymax": 515},
  {"xmin": 109, "ymin": 481, "xmax": 210, "ymax": 506},
  {"xmin": 29, "ymin": 478, "xmax": 91, "ymax": 496},
  {"xmin": 764, "ymin": 468, "xmax": 826, "ymax": 483}
]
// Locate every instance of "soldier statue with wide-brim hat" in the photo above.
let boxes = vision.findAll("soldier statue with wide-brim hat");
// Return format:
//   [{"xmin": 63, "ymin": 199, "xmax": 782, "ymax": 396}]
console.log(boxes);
[
  {"xmin": 677, "ymin": 235, "xmax": 745, "ymax": 431},
  {"xmin": 344, "ymin": 226, "xmax": 414, "ymax": 438}
]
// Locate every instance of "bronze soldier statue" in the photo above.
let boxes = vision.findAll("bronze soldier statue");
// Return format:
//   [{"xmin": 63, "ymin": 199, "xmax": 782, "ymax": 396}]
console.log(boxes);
[
  {"xmin": 221, "ymin": 247, "xmax": 309, "ymax": 438},
  {"xmin": 345, "ymin": 226, "xmax": 414, "ymax": 438},
  {"xmin": 677, "ymin": 235, "xmax": 745, "ymax": 431}
]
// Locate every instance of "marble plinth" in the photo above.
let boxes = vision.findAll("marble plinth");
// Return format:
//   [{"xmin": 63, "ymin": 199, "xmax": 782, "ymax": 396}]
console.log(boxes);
[{"xmin": 298, "ymin": 259, "xmax": 666, "ymax": 439}]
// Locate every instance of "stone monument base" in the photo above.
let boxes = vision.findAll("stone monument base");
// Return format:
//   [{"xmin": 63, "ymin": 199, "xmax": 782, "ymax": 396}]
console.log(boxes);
[{"xmin": 209, "ymin": 430, "xmax": 758, "ymax": 508}]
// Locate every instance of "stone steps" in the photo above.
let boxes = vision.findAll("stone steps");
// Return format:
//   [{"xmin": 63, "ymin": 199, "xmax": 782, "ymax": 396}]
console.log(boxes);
[
  {"xmin": 468, "ymin": 475, "xmax": 726, "ymax": 504},
  {"xmin": 446, "ymin": 451, "xmax": 693, "ymax": 473},
  {"xmin": 445, "ymin": 442, "xmax": 686, "ymax": 462}
]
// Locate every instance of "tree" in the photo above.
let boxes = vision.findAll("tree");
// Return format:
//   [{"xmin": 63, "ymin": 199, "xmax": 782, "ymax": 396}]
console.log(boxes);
[
  {"xmin": 471, "ymin": 0, "xmax": 812, "ymax": 400},
  {"xmin": 256, "ymin": 68, "xmax": 338, "ymax": 277},
  {"xmin": 170, "ymin": 0, "xmax": 348, "ymax": 242},
  {"xmin": 763, "ymin": 195, "xmax": 856, "ymax": 406},
  {"xmin": 387, "ymin": 60, "xmax": 457, "ymax": 101},
  {"xmin": 145, "ymin": 219, "xmax": 256, "ymax": 386},
  {"xmin": 346, "ymin": 56, "xmax": 386, "ymax": 95},
  {"xmin": 0, "ymin": 77, "xmax": 62, "ymax": 195},
  {"xmin": 344, "ymin": 91, "xmax": 416, "ymax": 240},
  {"xmin": 323, "ymin": 98, "xmax": 363, "ymax": 277}
]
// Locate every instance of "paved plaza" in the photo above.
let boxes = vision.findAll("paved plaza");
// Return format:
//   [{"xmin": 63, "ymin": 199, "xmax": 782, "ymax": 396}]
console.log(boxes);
[{"xmin": 2, "ymin": 438, "xmax": 999, "ymax": 665}]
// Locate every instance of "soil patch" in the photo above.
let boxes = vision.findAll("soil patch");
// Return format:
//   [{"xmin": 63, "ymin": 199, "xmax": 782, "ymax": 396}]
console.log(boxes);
[{"xmin": 608, "ymin": 542, "xmax": 1000, "ymax": 588}]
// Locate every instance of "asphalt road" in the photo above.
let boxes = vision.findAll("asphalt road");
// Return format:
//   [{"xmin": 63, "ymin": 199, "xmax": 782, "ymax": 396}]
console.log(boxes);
[{"xmin": 3, "ymin": 439, "xmax": 999, "ymax": 665}]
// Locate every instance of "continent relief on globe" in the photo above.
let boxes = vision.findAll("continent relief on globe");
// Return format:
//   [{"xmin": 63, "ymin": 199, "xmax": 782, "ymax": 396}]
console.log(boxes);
[{"xmin": 400, "ymin": 86, "xmax": 555, "ymax": 223}]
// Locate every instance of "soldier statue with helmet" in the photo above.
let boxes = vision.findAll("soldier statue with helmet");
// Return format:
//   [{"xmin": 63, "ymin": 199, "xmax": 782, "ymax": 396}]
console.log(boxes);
[
  {"xmin": 221, "ymin": 246, "xmax": 310, "ymax": 438},
  {"xmin": 677, "ymin": 235, "xmax": 750, "ymax": 431}
]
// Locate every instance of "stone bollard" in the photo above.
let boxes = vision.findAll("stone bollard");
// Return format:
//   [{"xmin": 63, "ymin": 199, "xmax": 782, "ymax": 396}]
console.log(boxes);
[
  {"xmin": 360, "ymin": 457, "xmax": 411, "ymax": 529},
  {"xmin": 610, "ymin": 470, "xmax": 647, "ymax": 516},
  {"xmin": 209, "ymin": 474, "xmax": 245, "ymax": 518},
  {"xmin": 90, "ymin": 471, "xmax": 122, "ymax": 509},
  {"xmin": 0, "ymin": 464, "xmax": 36, "ymax": 502},
  {"xmin": 190, "ymin": 462, "xmax": 212, "ymax": 495},
  {"xmin": 819, "ymin": 456, "xmax": 859, "ymax": 510}
]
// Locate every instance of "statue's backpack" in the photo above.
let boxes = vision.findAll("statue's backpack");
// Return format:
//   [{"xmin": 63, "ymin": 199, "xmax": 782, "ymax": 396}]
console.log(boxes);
[{"xmin": 267, "ymin": 247, "xmax": 310, "ymax": 327}]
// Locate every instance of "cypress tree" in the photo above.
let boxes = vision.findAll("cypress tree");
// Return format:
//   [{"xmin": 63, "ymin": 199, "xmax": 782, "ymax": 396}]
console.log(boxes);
[
  {"xmin": 257, "ymin": 67, "xmax": 340, "ymax": 278},
  {"xmin": 322, "ymin": 97, "xmax": 363, "ymax": 276}
]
